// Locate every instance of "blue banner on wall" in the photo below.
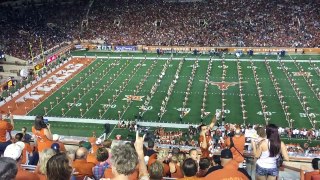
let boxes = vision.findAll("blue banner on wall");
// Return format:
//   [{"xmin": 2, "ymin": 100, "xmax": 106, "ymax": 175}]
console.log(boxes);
[{"xmin": 115, "ymin": 46, "xmax": 137, "ymax": 51}]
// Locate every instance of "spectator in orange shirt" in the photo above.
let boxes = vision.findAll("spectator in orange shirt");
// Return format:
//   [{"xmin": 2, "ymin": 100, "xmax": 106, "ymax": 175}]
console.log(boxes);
[
  {"xmin": 14, "ymin": 133, "xmax": 39, "ymax": 165},
  {"xmin": 204, "ymin": 149, "xmax": 249, "ymax": 180},
  {"xmin": 205, "ymin": 149, "xmax": 251, "ymax": 179},
  {"xmin": 4, "ymin": 142, "xmax": 40, "ymax": 180},
  {"xmin": 0, "ymin": 113, "xmax": 14, "ymax": 154},
  {"xmin": 178, "ymin": 158, "xmax": 199, "ymax": 180},
  {"xmin": 225, "ymin": 127, "xmax": 246, "ymax": 166},
  {"xmin": 169, "ymin": 155, "xmax": 184, "ymax": 178},
  {"xmin": 32, "ymin": 116, "xmax": 53, "ymax": 152},
  {"xmin": 0, "ymin": 157, "xmax": 18, "ymax": 179},
  {"xmin": 300, "ymin": 158, "xmax": 320, "ymax": 180},
  {"xmin": 199, "ymin": 112, "xmax": 220, "ymax": 158},
  {"xmin": 72, "ymin": 147, "xmax": 95, "ymax": 178}
]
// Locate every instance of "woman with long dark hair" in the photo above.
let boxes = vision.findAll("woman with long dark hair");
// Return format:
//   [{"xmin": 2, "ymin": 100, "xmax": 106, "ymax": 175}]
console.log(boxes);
[
  {"xmin": 252, "ymin": 124, "xmax": 289, "ymax": 180},
  {"xmin": 32, "ymin": 116, "xmax": 53, "ymax": 152}
]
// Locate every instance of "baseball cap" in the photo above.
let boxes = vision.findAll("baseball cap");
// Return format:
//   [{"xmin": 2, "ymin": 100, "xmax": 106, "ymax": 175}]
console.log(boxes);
[
  {"xmin": 235, "ymin": 128, "xmax": 241, "ymax": 135},
  {"xmin": 95, "ymin": 138, "xmax": 102, "ymax": 145},
  {"xmin": 172, "ymin": 147, "xmax": 180, "ymax": 155},
  {"xmin": 52, "ymin": 134, "xmax": 60, "ymax": 141},
  {"xmin": 4, "ymin": 143, "xmax": 24, "ymax": 161},
  {"xmin": 220, "ymin": 149, "xmax": 233, "ymax": 159},
  {"xmin": 81, "ymin": 141, "xmax": 92, "ymax": 150},
  {"xmin": 51, "ymin": 143, "xmax": 60, "ymax": 153}
]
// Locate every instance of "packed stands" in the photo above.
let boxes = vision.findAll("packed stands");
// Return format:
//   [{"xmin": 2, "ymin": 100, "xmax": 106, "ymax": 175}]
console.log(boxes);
[{"xmin": 0, "ymin": 0, "xmax": 320, "ymax": 60}]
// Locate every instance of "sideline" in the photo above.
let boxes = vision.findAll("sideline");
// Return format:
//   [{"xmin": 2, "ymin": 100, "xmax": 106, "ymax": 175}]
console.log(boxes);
[
  {"xmin": 72, "ymin": 55, "xmax": 320, "ymax": 62},
  {"xmin": 13, "ymin": 115, "xmax": 198, "ymax": 128}
]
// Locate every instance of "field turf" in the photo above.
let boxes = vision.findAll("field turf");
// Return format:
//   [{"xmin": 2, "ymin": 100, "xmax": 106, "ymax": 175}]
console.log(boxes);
[{"xmin": 23, "ymin": 52, "xmax": 320, "ymax": 133}]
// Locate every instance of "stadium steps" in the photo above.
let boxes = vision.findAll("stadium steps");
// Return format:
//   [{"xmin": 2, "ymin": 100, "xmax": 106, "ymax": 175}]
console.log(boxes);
[
  {"xmin": 1, "ymin": 64, "xmax": 30, "ymax": 73},
  {"xmin": 4, "ymin": 54, "xmax": 28, "ymax": 65}
]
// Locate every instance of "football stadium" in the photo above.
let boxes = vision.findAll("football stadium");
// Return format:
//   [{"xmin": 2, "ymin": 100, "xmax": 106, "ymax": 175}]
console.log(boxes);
[{"xmin": 0, "ymin": 0, "xmax": 319, "ymax": 180}]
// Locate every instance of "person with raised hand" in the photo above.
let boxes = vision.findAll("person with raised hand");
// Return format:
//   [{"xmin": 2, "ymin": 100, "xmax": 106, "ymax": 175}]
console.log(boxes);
[
  {"xmin": 134, "ymin": 131, "xmax": 149, "ymax": 180},
  {"xmin": 199, "ymin": 111, "xmax": 221, "ymax": 158}
]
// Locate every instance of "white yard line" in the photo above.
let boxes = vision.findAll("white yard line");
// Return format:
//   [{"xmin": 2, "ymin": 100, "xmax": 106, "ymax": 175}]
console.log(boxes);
[{"xmin": 73, "ymin": 55, "xmax": 320, "ymax": 62}]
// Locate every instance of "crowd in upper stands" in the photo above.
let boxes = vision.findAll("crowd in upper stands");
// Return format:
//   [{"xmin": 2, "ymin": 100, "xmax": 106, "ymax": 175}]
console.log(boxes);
[{"xmin": 0, "ymin": 0, "xmax": 319, "ymax": 60}]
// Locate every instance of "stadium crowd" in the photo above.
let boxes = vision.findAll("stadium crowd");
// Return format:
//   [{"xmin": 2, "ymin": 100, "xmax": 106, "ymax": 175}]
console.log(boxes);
[
  {"xmin": 1, "ymin": 0, "xmax": 320, "ymax": 60},
  {"xmin": 1, "ymin": 113, "xmax": 320, "ymax": 180}
]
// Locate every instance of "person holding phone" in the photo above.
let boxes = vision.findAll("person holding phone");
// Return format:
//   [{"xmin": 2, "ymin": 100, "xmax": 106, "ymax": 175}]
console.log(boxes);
[{"xmin": 32, "ymin": 116, "xmax": 53, "ymax": 152}]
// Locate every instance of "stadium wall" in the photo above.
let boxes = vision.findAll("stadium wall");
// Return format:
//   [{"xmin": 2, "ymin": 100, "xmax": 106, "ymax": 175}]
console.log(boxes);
[{"xmin": 77, "ymin": 42, "xmax": 320, "ymax": 54}]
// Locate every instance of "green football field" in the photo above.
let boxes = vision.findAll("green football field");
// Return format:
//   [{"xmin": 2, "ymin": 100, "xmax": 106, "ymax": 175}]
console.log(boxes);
[{"xmin": 24, "ymin": 52, "xmax": 320, "ymax": 131}]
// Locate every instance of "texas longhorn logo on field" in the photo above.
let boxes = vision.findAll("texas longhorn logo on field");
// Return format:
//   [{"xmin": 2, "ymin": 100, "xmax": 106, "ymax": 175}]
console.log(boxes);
[
  {"xmin": 122, "ymin": 95, "xmax": 144, "ymax": 102},
  {"xmin": 200, "ymin": 80, "xmax": 248, "ymax": 90}
]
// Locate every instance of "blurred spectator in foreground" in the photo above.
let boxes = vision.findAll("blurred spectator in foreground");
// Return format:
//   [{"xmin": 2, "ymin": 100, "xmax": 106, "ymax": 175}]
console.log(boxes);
[
  {"xmin": 46, "ymin": 153, "xmax": 73, "ymax": 180},
  {"xmin": 0, "ymin": 157, "xmax": 18, "ymax": 180}
]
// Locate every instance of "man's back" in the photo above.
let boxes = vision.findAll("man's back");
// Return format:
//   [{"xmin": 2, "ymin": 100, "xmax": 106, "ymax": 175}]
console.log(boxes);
[
  {"xmin": 226, "ymin": 135, "xmax": 245, "ymax": 163},
  {"xmin": 72, "ymin": 159, "xmax": 95, "ymax": 177},
  {"xmin": 16, "ymin": 166, "xmax": 40, "ymax": 180},
  {"xmin": 204, "ymin": 160, "xmax": 249, "ymax": 180}
]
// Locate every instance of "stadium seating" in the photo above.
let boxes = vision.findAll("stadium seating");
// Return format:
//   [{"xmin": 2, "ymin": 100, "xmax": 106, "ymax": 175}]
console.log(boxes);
[{"xmin": 0, "ymin": 0, "xmax": 319, "ymax": 60}]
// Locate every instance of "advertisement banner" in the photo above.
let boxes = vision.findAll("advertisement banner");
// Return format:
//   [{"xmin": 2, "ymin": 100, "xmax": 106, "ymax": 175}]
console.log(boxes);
[
  {"xmin": 75, "ymin": 44, "xmax": 83, "ymax": 49},
  {"xmin": 96, "ymin": 45, "xmax": 112, "ymax": 51},
  {"xmin": 46, "ymin": 54, "xmax": 58, "ymax": 64},
  {"xmin": 115, "ymin": 46, "xmax": 137, "ymax": 51}
]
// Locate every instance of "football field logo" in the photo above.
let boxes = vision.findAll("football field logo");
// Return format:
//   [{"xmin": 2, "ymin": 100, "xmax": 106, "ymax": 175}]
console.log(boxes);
[
  {"xmin": 122, "ymin": 95, "xmax": 144, "ymax": 101},
  {"xmin": 293, "ymin": 72, "xmax": 311, "ymax": 77},
  {"xmin": 176, "ymin": 108, "xmax": 191, "ymax": 118},
  {"xmin": 200, "ymin": 80, "xmax": 247, "ymax": 90}
]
